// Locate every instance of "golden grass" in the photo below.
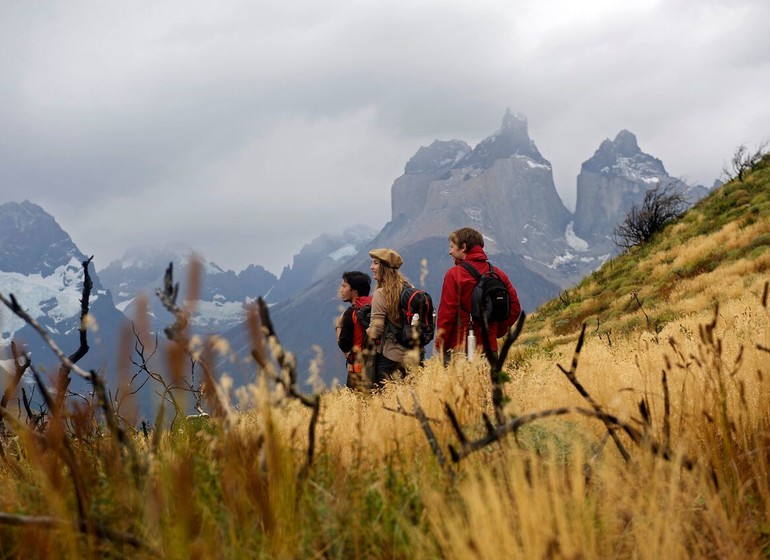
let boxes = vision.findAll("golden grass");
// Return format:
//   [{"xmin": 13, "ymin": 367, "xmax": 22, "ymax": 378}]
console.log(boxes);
[{"xmin": 1, "ymin": 289, "xmax": 769, "ymax": 558}]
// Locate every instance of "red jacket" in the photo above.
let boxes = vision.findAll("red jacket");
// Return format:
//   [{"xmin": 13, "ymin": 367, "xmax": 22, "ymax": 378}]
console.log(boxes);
[
  {"xmin": 338, "ymin": 295, "xmax": 372, "ymax": 372},
  {"xmin": 435, "ymin": 246, "xmax": 521, "ymax": 353}
]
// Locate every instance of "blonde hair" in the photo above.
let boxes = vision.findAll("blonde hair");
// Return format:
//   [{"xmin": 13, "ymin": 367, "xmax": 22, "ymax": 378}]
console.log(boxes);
[{"xmin": 378, "ymin": 264, "xmax": 409, "ymax": 322}]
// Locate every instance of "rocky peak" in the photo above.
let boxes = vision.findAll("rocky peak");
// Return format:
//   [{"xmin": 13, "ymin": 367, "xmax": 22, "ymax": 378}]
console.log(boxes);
[
  {"xmin": 574, "ymin": 130, "xmax": 681, "ymax": 245},
  {"xmin": 457, "ymin": 109, "xmax": 546, "ymax": 170},
  {"xmin": 393, "ymin": 140, "xmax": 471, "ymax": 220},
  {"xmin": 612, "ymin": 129, "xmax": 640, "ymax": 156},
  {"xmin": 582, "ymin": 130, "xmax": 666, "ymax": 176},
  {"xmin": 0, "ymin": 200, "xmax": 85, "ymax": 277},
  {"xmin": 404, "ymin": 140, "xmax": 471, "ymax": 174}
]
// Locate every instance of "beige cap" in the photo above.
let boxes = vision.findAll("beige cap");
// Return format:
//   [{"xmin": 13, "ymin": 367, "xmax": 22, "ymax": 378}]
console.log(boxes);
[{"xmin": 368, "ymin": 248, "xmax": 403, "ymax": 269}]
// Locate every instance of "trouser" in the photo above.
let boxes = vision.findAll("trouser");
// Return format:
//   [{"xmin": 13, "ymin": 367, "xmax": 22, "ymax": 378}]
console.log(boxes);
[
  {"xmin": 346, "ymin": 366, "xmax": 372, "ymax": 392},
  {"xmin": 372, "ymin": 354, "xmax": 405, "ymax": 386}
]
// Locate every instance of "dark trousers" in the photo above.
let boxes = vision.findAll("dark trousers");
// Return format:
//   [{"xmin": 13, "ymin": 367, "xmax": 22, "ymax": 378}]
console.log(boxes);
[{"xmin": 373, "ymin": 354, "xmax": 405, "ymax": 386}]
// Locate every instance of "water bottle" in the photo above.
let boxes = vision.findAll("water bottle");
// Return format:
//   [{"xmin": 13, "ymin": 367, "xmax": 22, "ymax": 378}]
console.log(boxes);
[{"xmin": 467, "ymin": 325, "xmax": 476, "ymax": 361}]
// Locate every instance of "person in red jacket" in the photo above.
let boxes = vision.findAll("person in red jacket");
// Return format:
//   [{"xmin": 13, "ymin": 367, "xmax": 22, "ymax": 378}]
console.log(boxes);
[
  {"xmin": 336, "ymin": 270, "xmax": 372, "ymax": 391},
  {"xmin": 435, "ymin": 227, "xmax": 522, "ymax": 363}
]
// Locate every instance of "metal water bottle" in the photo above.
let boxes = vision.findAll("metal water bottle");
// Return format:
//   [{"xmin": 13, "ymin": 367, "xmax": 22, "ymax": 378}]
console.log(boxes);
[{"xmin": 467, "ymin": 324, "xmax": 476, "ymax": 361}]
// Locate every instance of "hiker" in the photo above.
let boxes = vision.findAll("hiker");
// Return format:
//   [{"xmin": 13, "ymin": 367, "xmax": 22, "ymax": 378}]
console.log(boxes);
[
  {"xmin": 365, "ymin": 248, "xmax": 417, "ymax": 385},
  {"xmin": 336, "ymin": 271, "xmax": 373, "ymax": 391},
  {"xmin": 435, "ymin": 227, "xmax": 522, "ymax": 364}
]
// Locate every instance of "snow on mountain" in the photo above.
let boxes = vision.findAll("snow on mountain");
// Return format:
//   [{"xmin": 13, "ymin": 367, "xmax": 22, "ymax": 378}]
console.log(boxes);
[
  {"xmin": 0, "ymin": 256, "xmax": 90, "ymax": 341},
  {"xmin": 328, "ymin": 244, "xmax": 358, "ymax": 261},
  {"xmin": 565, "ymin": 222, "xmax": 589, "ymax": 252}
]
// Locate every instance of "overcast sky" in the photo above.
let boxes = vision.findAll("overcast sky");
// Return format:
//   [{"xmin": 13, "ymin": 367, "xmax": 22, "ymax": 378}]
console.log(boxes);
[{"xmin": 1, "ymin": 0, "xmax": 768, "ymax": 275}]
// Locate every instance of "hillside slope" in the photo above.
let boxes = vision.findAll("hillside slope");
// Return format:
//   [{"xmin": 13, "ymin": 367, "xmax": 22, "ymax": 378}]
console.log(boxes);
[{"xmin": 519, "ymin": 153, "xmax": 770, "ymax": 349}]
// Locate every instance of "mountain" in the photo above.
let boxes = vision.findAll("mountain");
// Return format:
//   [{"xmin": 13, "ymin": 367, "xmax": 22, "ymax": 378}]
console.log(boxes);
[
  {"xmin": 382, "ymin": 110, "xmax": 582, "ymax": 288},
  {"xmin": 0, "ymin": 201, "xmax": 129, "ymax": 402},
  {"xmin": 572, "ymin": 130, "xmax": 707, "ymax": 257},
  {"xmin": 98, "ymin": 225, "xmax": 378, "ymax": 339},
  {"xmin": 268, "ymin": 225, "xmax": 378, "ymax": 302},
  {"xmin": 223, "ymin": 112, "xmax": 713, "ymax": 388},
  {"xmin": 99, "ymin": 245, "xmax": 278, "ymax": 337}
]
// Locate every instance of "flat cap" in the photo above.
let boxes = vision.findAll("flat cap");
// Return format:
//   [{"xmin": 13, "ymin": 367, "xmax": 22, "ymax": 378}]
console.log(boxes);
[{"xmin": 368, "ymin": 248, "xmax": 403, "ymax": 269}]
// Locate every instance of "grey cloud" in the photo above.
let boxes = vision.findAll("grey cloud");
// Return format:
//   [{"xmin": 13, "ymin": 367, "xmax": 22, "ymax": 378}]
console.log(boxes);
[{"xmin": 1, "ymin": 0, "xmax": 768, "ymax": 273}]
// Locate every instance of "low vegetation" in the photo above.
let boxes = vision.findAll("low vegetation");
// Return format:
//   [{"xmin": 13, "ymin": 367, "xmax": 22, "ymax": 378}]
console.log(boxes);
[{"xmin": 0, "ymin": 154, "xmax": 769, "ymax": 558}]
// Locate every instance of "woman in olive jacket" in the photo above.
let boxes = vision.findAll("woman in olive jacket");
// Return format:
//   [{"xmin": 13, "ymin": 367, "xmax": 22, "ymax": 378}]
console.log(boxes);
[{"xmin": 365, "ymin": 247, "xmax": 419, "ymax": 385}]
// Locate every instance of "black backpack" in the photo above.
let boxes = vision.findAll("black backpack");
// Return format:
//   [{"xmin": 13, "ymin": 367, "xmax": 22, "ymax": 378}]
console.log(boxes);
[
  {"xmin": 354, "ymin": 299, "xmax": 372, "ymax": 331},
  {"xmin": 394, "ymin": 285, "xmax": 435, "ymax": 348},
  {"xmin": 460, "ymin": 261, "xmax": 511, "ymax": 325}
]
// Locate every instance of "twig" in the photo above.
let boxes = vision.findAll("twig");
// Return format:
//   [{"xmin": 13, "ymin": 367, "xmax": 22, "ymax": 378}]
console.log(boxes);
[
  {"xmin": 251, "ymin": 298, "xmax": 316, "ymax": 409},
  {"xmin": 55, "ymin": 257, "xmax": 95, "ymax": 406},
  {"xmin": 0, "ymin": 342, "xmax": 31, "ymax": 453},
  {"xmin": 410, "ymin": 390, "xmax": 450, "ymax": 472},
  {"xmin": 0, "ymin": 294, "xmax": 92, "ymax": 380},
  {"xmin": 248, "ymin": 298, "xmax": 323, "ymax": 477},
  {"xmin": 557, "ymin": 324, "xmax": 632, "ymax": 463},
  {"xmin": 0, "ymin": 511, "xmax": 151, "ymax": 551},
  {"xmin": 446, "ymin": 404, "xmax": 695, "ymax": 469},
  {"xmin": 90, "ymin": 371, "xmax": 143, "ymax": 483},
  {"xmin": 495, "ymin": 311, "xmax": 526, "ymax": 373},
  {"xmin": 156, "ymin": 262, "xmax": 228, "ymax": 422}
]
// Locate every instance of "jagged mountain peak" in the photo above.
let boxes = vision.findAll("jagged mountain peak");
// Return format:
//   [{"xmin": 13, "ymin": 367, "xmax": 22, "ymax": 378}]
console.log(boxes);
[
  {"xmin": 500, "ymin": 108, "xmax": 528, "ymax": 133},
  {"xmin": 611, "ymin": 129, "xmax": 641, "ymax": 156},
  {"xmin": 582, "ymin": 130, "xmax": 666, "ymax": 177},
  {"xmin": 458, "ymin": 110, "xmax": 546, "ymax": 170},
  {"xmin": 404, "ymin": 139, "xmax": 471, "ymax": 174},
  {"xmin": 574, "ymin": 130, "xmax": 685, "ymax": 245},
  {"xmin": 0, "ymin": 199, "xmax": 86, "ymax": 277}
]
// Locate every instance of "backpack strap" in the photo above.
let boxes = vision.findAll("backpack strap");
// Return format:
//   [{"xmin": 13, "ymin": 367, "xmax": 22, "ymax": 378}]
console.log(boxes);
[
  {"xmin": 459, "ymin": 261, "xmax": 487, "ymax": 318},
  {"xmin": 460, "ymin": 261, "xmax": 482, "ymax": 281},
  {"xmin": 405, "ymin": 290, "xmax": 421, "ymax": 321}
]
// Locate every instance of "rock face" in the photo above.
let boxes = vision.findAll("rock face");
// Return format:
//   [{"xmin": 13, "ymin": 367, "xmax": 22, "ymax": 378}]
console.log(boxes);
[
  {"xmin": 573, "ymin": 130, "xmax": 687, "ymax": 250},
  {"xmin": 391, "ymin": 139, "xmax": 471, "ymax": 220},
  {"xmin": 0, "ymin": 200, "xmax": 85, "ymax": 277}
]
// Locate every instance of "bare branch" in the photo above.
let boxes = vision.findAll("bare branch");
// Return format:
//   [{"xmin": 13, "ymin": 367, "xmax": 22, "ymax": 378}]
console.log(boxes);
[
  {"xmin": 410, "ymin": 390, "xmax": 449, "ymax": 470},
  {"xmin": 557, "ymin": 324, "xmax": 632, "ymax": 463},
  {"xmin": 0, "ymin": 294, "xmax": 92, "ymax": 380},
  {"xmin": 0, "ymin": 511, "xmax": 151, "ymax": 551},
  {"xmin": 447, "ymin": 404, "xmax": 695, "ymax": 469},
  {"xmin": 613, "ymin": 180, "xmax": 688, "ymax": 249}
]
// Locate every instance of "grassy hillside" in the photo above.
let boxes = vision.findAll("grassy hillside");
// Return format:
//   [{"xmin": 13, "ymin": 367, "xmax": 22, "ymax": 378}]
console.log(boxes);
[
  {"xmin": 523, "ymin": 153, "xmax": 770, "ymax": 345},
  {"xmin": 0, "ymin": 155, "xmax": 769, "ymax": 558}
]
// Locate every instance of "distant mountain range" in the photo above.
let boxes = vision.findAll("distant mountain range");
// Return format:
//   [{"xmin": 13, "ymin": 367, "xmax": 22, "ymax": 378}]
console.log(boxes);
[{"xmin": 0, "ymin": 110, "xmax": 713, "ymax": 400}]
